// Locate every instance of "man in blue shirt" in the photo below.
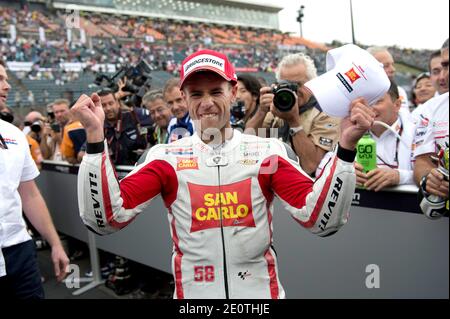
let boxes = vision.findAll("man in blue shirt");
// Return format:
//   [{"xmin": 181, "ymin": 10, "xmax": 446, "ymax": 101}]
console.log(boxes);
[{"xmin": 163, "ymin": 78, "xmax": 195, "ymax": 143}]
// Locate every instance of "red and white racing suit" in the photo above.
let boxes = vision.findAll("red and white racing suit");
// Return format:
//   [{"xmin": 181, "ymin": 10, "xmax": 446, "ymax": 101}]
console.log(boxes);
[{"xmin": 78, "ymin": 129, "xmax": 356, "ymax": 299}]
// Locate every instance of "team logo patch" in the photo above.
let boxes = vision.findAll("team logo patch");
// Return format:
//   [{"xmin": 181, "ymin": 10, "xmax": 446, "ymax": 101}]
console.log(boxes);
[
  {"xmin": 177, "ymin": 157, "xmax": 199, "ymax": 171},
  {"xmin": 166, "ymin": 147, "xmax": 194, "ymax": 156},
  {"xmin": 336, "ymin": 73, "xmax": 353, "ymax": 93},
  {"xmin": 345, "ymin": 68, "xmax": 361, "ymax": 84},
  {"xmin": 188, "ymin": 179, "xmax": 255, "ymax": 233},
  {"xmin": 238, "ymin": 159, "xmax": 259, "ymax": 166},
  {"xmin": 183, "ymin": 54, "xmax": 225, "ymax": 76},
  {"xmin": 238, "ymin": 271, "xmax": 252, "ymax": 280},
  {"xmin": 3, "ymin": 138, "xmax": 18, "ymax": 146}
]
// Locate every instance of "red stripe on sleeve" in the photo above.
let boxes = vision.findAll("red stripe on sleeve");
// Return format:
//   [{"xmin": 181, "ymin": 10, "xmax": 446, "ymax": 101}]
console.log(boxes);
[
  {"xmin": 258, "ymin": 155, "xmax": 313, "ymax": 209},
  {"xmin": 119, "ymin": 160, "xmax": 178, "ymax": 209},
  {"xmin": 299, "ymin": 157, "xmax": 338, "ymax": 228}
]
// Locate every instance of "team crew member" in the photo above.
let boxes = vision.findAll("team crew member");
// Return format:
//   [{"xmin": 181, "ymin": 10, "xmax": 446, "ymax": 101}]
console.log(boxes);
[
  {"xmin": 0, "ymin": 60, "xmax": 69, "ymax": 299},
  {"xmin": 98, "ymin": 89, "xmax": 148, "ymax": 165},
  {"xmin": 414, "ymin": 39, "xmax": 449, "ymax": 217},
  {"xmin": 367, "ymin": 46, "xmax": 410, "ymax": 112},
  {"xmin": 72, "ymin": 49, "xmax": 375, "ymax": 299},
  {"xmin": 428, "ymin": 50, "xmax": 448, "ymax": 95},
  {"xmin": 355, "ymin": 81, "xmax": 416, "ymax": 191}
]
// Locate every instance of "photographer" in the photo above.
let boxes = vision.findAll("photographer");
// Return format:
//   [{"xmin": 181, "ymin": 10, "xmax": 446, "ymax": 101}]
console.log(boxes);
[
  {"xmin": 230, "ymin": 73, "xmax": 261, "ymax": 131},
  {"xmin": 98, "ymin": 88, "xmax": 148, "ymax": 165},
  {"xmin": 248, "ymin": 53, "xmax": 341, "ymax": 176},
  {"xmin": 414, "ymin": 39, "xmax": 449, "ymax": 219}
]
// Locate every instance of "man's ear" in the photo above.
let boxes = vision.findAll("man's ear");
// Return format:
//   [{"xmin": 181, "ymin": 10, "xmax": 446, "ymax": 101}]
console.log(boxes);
[
  {"xmin": 181, "ymin": 89, "xmax": 186, "ymax": 100},
  {"xmin": 394, "ymin": 97, "xmax": 402, "ymax": 113},
  {"xmin": 230, "ymin": 83, "xmax": 238, "ymax": 103}
]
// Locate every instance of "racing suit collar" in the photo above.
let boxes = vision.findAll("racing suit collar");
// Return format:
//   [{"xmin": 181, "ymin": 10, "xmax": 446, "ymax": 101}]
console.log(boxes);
[{"xmin": 193, "ymin": 129, "xmax": 242, "ymax": 153}]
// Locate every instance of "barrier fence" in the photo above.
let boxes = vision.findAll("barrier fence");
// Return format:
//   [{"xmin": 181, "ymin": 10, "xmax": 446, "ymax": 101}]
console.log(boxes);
[{"xmin": 37, "ymin": 160, "xmax": 449, "ymax": 298}]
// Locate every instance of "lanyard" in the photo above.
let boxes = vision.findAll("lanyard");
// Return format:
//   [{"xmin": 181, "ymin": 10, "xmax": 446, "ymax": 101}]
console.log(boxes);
[
  {"xmin": 0, "ymin": 132, "xmax": 8, "ymax": 150},
  {"xmin": 377, "ymin": 122, "xmax": 403, "ymax": 169}
]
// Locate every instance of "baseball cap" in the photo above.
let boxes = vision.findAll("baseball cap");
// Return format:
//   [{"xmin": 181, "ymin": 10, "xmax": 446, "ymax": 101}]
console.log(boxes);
[
  {"xmin": 179, "ymin": 49, "xmax": 237, "ymax": 89},
  {"xmin": 304, "ymin": 44, "xmax": 390, "ymax": 118}
]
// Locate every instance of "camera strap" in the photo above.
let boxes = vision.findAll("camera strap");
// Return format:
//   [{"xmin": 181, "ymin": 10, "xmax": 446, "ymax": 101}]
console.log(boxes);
[{"xmin": 299, "ymin": 96, "xmax": 318, "ymax": 115}]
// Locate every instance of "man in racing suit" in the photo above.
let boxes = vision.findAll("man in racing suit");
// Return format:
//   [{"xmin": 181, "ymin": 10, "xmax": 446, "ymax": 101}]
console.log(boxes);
[{"xmin": 72, "ymin": 49, "xmax": 375, "ymax": 299}]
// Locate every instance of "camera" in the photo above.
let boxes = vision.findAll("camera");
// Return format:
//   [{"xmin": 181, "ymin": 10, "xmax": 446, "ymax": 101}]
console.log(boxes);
[
  {"xmin": 94, "ymin": 60, "xmax": 153, "ymax": 108},
  {"xmin": 31, "ymin": 120, "xmax": 43, "ymax": 133},
  {"xmin": 230, "ymin": 100, "xmax": 246, "ymax": 130},
  {"xmin": 272, "ymin": 81, "xmax": 299, "ymax": 112},
  {"xmin": 50, "ymin": 122, "xmax": 61, "ymax": 133},
  {"xmin": 231, "ymin": 100, "xmax": 245, "ymax": 121}
]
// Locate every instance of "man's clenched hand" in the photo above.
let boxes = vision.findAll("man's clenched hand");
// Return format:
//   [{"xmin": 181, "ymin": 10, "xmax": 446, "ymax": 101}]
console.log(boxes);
[{"xmin": 71, "ymin": 93, "xmax": 105, "ymax": 143}]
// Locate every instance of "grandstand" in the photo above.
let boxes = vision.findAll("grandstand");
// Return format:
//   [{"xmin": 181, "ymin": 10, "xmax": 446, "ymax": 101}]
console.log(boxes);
[
  {"xmin": 54, "ymin": 0, "xmax": 283, "ymax": 30},
  {"xmin": 0, "ymin": 0, "xmax": 430, "ymax": 115}
]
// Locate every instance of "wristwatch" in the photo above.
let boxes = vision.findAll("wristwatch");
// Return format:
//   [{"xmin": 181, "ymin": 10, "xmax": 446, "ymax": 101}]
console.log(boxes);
[{"xmin": 289, "ymin": 126, "xmax": 304, "ymax": 137}]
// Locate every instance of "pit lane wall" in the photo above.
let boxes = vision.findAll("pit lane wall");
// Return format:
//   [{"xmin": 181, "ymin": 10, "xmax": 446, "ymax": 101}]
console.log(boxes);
[{"xmin": 37, "ymin": 160, "xmax": 449, "ymax": 298}]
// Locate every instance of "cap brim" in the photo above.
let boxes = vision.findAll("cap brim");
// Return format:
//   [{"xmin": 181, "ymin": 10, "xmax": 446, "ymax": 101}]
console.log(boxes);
[
  {"xmin": 305, "ymin": 73, "xmax": 351, "ymax": 118},
  {"xmin": 180, "ymin": 66, "xmax": 235, "ymax": 89}
]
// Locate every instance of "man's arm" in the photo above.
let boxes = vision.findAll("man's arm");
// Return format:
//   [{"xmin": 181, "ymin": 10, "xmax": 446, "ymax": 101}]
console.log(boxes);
[
  {"xmin": 72, "ymin": 94, "xmax": 173, "ymax": 235},
  {"xmin": 270, "ymin": 87, "xmax": 331, "ymax": 175},
  {"xmin": 244, "ymin": 109, "xmax": 269, "ymax": 134},
  {"xmin": 414, "ymin": 153, "xmax": 435, "ymax": 185},
  {"xmin": 260, "ymin": 142, "xmax": 357, "ymax": 237},
  {"xmin": 287, "ymin": 116, "xmax": 327, "ymax": 175},
  {"xmin": 19, "ymin": 180, "xmax": 69, "ymax": 282},
  {"xmin": 262, "ymin": 98, "xmax": 375, "ymax": 236},
  {"xmin": 39, "ymin": 124, "xmax": 53, "ymax": 160},
  {"xmin": 244, "ymin": 87, "xmax": 272, "ymax": 134}
]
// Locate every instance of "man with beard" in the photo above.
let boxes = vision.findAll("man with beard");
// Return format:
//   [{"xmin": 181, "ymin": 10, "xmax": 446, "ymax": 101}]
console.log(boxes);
[{"xmin": 98, "ymin": 88, "xmax": 148, "ymax": 165}]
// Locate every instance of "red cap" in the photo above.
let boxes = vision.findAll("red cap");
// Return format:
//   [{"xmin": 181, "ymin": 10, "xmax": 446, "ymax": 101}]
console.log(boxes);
[{"xmin": 179, "ymin": 49, "xmax": 237, "ymax": 89}]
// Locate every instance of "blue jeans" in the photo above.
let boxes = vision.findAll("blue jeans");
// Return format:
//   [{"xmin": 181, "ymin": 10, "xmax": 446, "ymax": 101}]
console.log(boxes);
[{"xmin": 0, "ymin": 240, "xmax": 44, "ymax": 299}]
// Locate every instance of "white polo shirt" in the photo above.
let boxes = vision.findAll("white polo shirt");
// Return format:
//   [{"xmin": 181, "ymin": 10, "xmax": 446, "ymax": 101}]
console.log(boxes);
[
  {"xmin": 0, "ymin": 119, "xmax": 39, "ymax": 276},
  {"xmin": 413, "ymin": 92, "xmax": 449, "ymax": 158},
  {"xmin": 369, "ymin": 109, "xmax": 416, "ymax": 185},
  {"xmin": 398, "ymin": 86, "xmax": 410, "ymax": 113}
]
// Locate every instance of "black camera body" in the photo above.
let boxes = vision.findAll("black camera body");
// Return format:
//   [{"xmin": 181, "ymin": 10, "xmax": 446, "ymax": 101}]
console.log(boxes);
[
  {"xmin": 50, "ymin": 122, "xmax": 61, "ymax": 133},
  {"xmin": 272, "ymin": 81, "xmax": 299, "ymax": 112},
  {"xmin": 94, "ymin": 60, "xmax": 153, "ymax": 108},
  {"xmin": 230, "ymin": 100, "xmax": 246, "ymax": 130},
  {"xmin": 231, "ymin": 100, "xmax": 245, "ymax": 121}
]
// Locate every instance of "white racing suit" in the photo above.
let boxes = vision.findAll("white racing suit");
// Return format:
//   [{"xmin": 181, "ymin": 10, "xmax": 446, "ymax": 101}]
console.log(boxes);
[{"xmin": 78, "ymin": 129, "xmax": 356, "ymax": 299}]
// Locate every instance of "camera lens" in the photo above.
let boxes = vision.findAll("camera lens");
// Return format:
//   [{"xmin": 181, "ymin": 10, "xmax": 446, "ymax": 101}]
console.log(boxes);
[
  {"xmin": 31, "ymin": 121, "xmax": 42, "ymax": 133},
  {"xmin": 273, "ymin": 89, "xmax": 296, "ymax": 112}
]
